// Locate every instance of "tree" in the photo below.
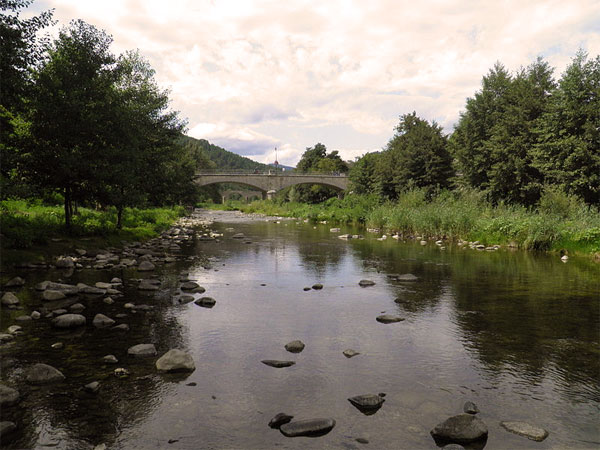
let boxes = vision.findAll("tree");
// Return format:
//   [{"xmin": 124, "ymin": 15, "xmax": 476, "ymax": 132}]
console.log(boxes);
[
  {"xmin": 348, "ymin": 152, "xmax": 381, "ymax": 194},
  {"xmin": 377, "ymin": 112, "xmax": 453, "ymax": 199},
  {"xmin": 532, "ymin": 51, "xmax": 600, "ymax": 205},
  {"xmin": 0, "ymin": 0, "xmax": 54, "ymax": 198},
  {"xmin": 26, "ymin": 20, "xmax": 118, "ymax": 228}
]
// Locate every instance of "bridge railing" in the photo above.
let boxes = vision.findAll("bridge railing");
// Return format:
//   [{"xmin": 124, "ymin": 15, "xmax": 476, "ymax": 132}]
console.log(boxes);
[{"xmin": 195, "ymin": 169, "xmax": 348, "ymax": 177}]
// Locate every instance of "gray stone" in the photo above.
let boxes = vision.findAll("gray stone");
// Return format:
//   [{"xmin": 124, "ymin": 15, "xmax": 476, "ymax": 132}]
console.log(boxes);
[
  {"xmin": 312, "ymin": 283, "xmax": 323, "ymax": 290},
  {"xmin": 112, "ymin": 324, "xmax": 129, "ymax": 332},
  {"xmin": 348, "ymin": 394, "xmax": 385, "ymax": 415},
  {"xmin": 279, "ymin": 418, "xmax": 336, "ymax": 437},
  {"xmin": 194, "ymin": 297, "xmax": 216, "ymax": 308},
  {"xmin": 102, "ymin": 355, "xmax": 118, "ymax": 364},
  {"xmin": 268, "ymin": 413, "xmax": 294, "ymax": 429},
  {"xmin": 358, "ymin": 279, "xmax": 376, "ymax": 287},
  {"xmin": 25, "ymin": 363, "xmax": 65, "ymax": 384},
  {"xmin": 95, "ymin": 282, "xmax": 113, "ymax": 289},
  {"xmin": 55, "ymin": 257, "xmax": 74, "ymax": 268},
  {"xmin": 376, "ymin": 314, "xmax": 405, "ymax": 323},
  {"xmin": 39, "ymin": 282, "xmax": 79, "ymax": 295},
  {"xmin": 1, "ymin": 292, "xmax": 19, "ymax": 306},
  {"xmin": 0, "ymin": 421, "xmax": 17, "ymax": 439},
  {"xmin": 52, "ymin": 313, "xmax": 86, "ymax": 328},
  {"xmin": 138, "ymin": 280, "xmax": 159, "ymax": 291},
  {"xmin": 77, "ymin": 284, "xmax": 106, "ymax": 295},
  {"xmin": 51, "ymin": 342, "xmax": 63, "ymax": 349},
  {"xmin": 156, "ymin": 349, "xmax": 195, "ymax": 372},
  {"xmin": 4, "ymin": 277, "xmax": 25, "ymax": 288},
  {"xmin": 7, "ymin": 325, "xmax": 21, "ymax": 335},
  {"xmin": 114, "ymin": 368, "xmax": 130, "ymax": 378},
  {"xmin": 69, "ymin": 303, "xmax": 85, "ymax": 312},
  {"xmin": 431, "ymin": 414, "xmax": 488, "ymax": 444},
  {"xmin": 261, "ymin": 360, "xmax": 295, "ymax": 368},
  {"xmin": 284, "ymin": 340, "xmax": 305, "ymax": 353},
  {"xmin": 463, "ymin": 401, "xmax": 479, "ymax": 414},
  {"xmin": 84, "ymin": 381, "xmax": 100, "ymax": 393},
  {"xmin": 127, "ymin": 343, "xmax": 157, "ymax": 357},
  {"xmin": 181, "ymin": 281, "xmax": 200, "ymax": 291},
  {"xmin": 103, "ymin": 297, "xmax": 114, "ymax": 305},
  {"xmin": 397, "ymin": 274, "xmax": 418, "ymax": 281},
  {"xmin": 52, "ymin": 309, "xmax": 67, "ymax": 316},
  {"xmin": 15, "ymin": 315, "xmax": 32, "ymax": 322},
  {"xmin": 0, "ymin": 384, "xmax": 20, "ymax": 406},
  {"xmin": 500, "ymin": 421, "xmax": 549, "ymax": 442},
  {"xmin": 174, "ymin": 295, "xmax": 195, "ymax": 305},
  {"xmin": 343, "ymin": 349, "xmax": 360, "ymax": 358},
  {"xmin": 138, "ymin": 261, "xmax": 156, "ymax": 271},
  {"xmin": 110, "ymin": 277, "xmax": 122, "ymax": 284},
  {"xmin": 93, "ymin": 314, "xmax": 115, "ymax": 328},
  {"xmin": 31, "ymin": 311, "xmax": 41, "ymax": 319},
  {"xmin": 0, "ymin": 333, "xmax": 14, "ymax": 342}
]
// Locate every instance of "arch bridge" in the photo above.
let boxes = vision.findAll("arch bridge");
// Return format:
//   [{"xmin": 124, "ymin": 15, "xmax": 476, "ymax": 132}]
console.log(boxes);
[{"xmin": 195, "ymin": 171, "xmax": 349, "ymax": 199}]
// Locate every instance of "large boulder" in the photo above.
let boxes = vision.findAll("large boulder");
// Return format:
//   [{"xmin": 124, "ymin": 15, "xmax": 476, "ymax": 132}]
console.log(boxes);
[
  {"xmin": 1, "ymin": 292, "xmax": 19, "ymax": 306},
  {"xmin": 52, "ymin": 314, "xmax": 86, "ymax": 328},
  {"xmin": 25, "ymin": 363, "xmax": 65, "ymax": 384},
  {"xmin": 279, "ymin": 418, "xmax": 336, "ymax": 437},
  {"xmin": 431, "ymin": 414, "xmax": 488, "ymax": 445},
  {"xmin": 0, "ymin": 384, "xmax": 20, "ymax": 407},
  {"xmin": 155, "ymin": 349, "xmax": 195, "ymax": 372},
  {"xmin": 127, "ymin": 343, "xmax": 157, "ymax": 357}
]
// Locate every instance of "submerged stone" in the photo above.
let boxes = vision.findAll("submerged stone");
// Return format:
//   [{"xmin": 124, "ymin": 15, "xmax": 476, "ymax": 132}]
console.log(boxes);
[
  {"xmin": 284, "ymin": 340, "xmax": 305, "ymax": 353},
  {"xmin": 25, "ymin": 363, "xmax": 65, "ymax": 384},
  {"xmin": 279, "ymin": 418, "xmax": 336, "ymax": 437},
  {"xmin": 358, "ymin": 279, "xmax": 375, "ymax": 287},
  {"xmin": 156, "ymin": 349, "xmax": 195, "ymax": 372},
  {"xmin": 376, "ymin": 314, "xmax": 405, "ymax": 324},
  {"xmin": 261, "ymin": 360, "xmax": 295, "ymax": 368},
  {"xmin": 343, "ymin": 349, "xmax": 360, "ymax": 358},
  {"xmin": 52, "ymin": 314, "xmax": 86, "ymax": 328},
  {"xmin": 127, "ymin": 343, "xmax": 157, "ymax": 357},
  {"xmin": 348, "ymin": 394, "xmax": 385, "ymax": 415},
  {"xmin": 500, "ymin": 421, "xmax": 549, "ymax": 442},
  {"xmin": 431, "ymin": 413, "xmax": 488, "ymax": 445},
  {"xmin": 269, "ymin": 413, "xmax": 294, "ymax": 429}
]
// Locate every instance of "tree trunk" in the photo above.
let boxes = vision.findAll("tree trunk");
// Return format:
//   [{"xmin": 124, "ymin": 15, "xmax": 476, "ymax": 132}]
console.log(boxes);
[{"xmin": 64, "ymin": 186, "xmax": 71, "ymax": 230}]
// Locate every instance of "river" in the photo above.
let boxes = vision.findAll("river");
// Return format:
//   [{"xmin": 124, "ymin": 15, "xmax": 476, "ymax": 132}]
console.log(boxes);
[{"xmin": 1, "ymin": 209, "xmax": 599, "ymax": 449}]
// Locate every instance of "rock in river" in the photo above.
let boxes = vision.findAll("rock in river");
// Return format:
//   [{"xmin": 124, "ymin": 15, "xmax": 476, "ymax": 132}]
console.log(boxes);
[
  {"xmin": 127, "ymin": 343, "xmax": 157, "ymax": 357},
  {"xmin": 268, "ymin": 413, "xmax": 294, "ymax": 429},
  {"xmin": 463, "ymin": 401, "xmax": 479, "ymax": 414},
  {"xmin": 285, "ymin": 340, "xmax": 305, "ymax": 353},
  {"xmin": 343, "ymin": 349, "xmax": 360, "ymax": 358},
  {"xmin": 42, "ymin": 290, "xmax": 66, "ymax": 301},
  {"xmin": 348, "ymin": 394, "xmax": 385, "ymax": 415},
  {"xmin": 93, "ymin": 314, "xmax": 115, "ymax": 328},
  {"xmin": 431, "ymin": 413, "xmax": 488, "ymax": 445},
  {"xmin": 103, "ymin": 355, "xmax": 118, "ymax": 364},
  {"xmin": 312, "ymin": 283, "xmax": 323, "ymax": 290},
  {"xmin": 4, "ymin": 277, "xmax": 25, "ymax": 288},
  {"xmin": 137, "ymin": 261, "xmax": 156, "ymax": 271},
  {"xmin": 52, "ymin": 314, "xmax": 86, "ymax": 328},
  {"xmin": 25, "ymin": 363, "xmax": 65, "ymax": 384},
  {"xmin": 0, "ymin": 384, "xmax": 20, "ymax": 407},
  {"xmin": 376, "ymin": 314, "xmax": 405, "ymax": 324},
  {"xmin": 194, "ymin": 297, "xmax": 216, "ymax": 308},
  {"xmin": 279, "ymin": 418, "xmax": 336, "ymax": 437},
  {"xmin": 1, "ymin": 292, "xmax": 19, "ymax": 306},
  {"xmin": 156, "ymin": 349, "xmax": 195, "ymax": 372},
  {"xmin": 500, "ymin": 421, "xmax": 549, "ymax": 442},
  {"xmin": 261, "ymin": 360, "xmax": 296, "ymax": 368},
  {"xmin": 358, "ymin": 279, "xmax": 375, "ymax": 287}
]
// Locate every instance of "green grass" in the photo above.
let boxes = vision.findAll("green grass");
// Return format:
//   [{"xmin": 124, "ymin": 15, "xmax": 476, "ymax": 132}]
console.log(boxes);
[
  {"xmin": 0, "ymin": 199, "xmax": 186, "ymax": 249},
  {"xmin": 201, "ymin": 188, "xmax": 600, "ymax": 257}
]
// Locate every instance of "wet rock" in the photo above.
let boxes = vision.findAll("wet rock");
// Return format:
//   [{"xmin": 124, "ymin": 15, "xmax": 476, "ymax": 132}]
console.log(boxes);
[
  {"xmin": 93, "ymin": 314, "xmax": 115, "ymax": 328},
  {"xmin": 156, "ymin": 349, "xmax": 195, "ymax": 372},
  {"xmin": 138, "ymin": 261, "xmax": 156, "ymax": 271},
  {"xmin": 261, "ymin": 360, "xmax": 296, "ymax": 368},
  {"xmin": 7, "ymin": 325, "xmax": 21, "ymax": 335},
  {"xmin": 268, "ymin": 412, "xmax": 294, "ymax": 429},
  {"xmin": 114, "ymin": 368, "xmax": 130, "ymax": 378},
  {"xmin": 52, "ymin": 309, "xmax": 68, "ymax": 316},
  {"xmin": 127, "ymin": 343, "xmax": 157, "ymax": 357},
  {"xmin": 376, "ymin": 314, "xmax": 405, "ymax": 324},
  {"xmin": 500, "ymin": 421, "xmax": 549, "ymax": 442},
  {"xmin": 0, "ymin": 421, "xmax": 17, "ymax": 440},
  {"xmin": 463, "ymin": 401, "xmax": 479, "ymax": 415},
  {"xmin": 15, "ymin": 315, "xmax": 32, "ymax": 322},
  {"xmin": 112, "ymin": 324, "xmax": 129, "ymax": 332},
  {"xmin": 103, "ymin": 355, "xmax": 118, "ymax": 364},
  {"xmin": 138, "ymin": 280, "xmax": 159, "ymax": 291},
  {"xmin": 69, "ymin": 303, "xmax": 85, "ymax": 312},
  {"xmin": 84, "ymin": 381, "xmax": 100, "ymax": 393},
  {"xmin": 396, "ymin": 274, "xmax": 418, "ymax": 281},
  {"xmin": 38, "ymin": 282, "xmax": 79, "ymax": 295},
  {"xmin": 356, "ymin": 437, "xmax": 369, "ymax": 444},
  {"xmin": 431, "ymin": 413, "xmax": 488, "ymax": 445},
  {"xmin": 0, "ymin": 384, "xmax": 20, "ymax": 406},
  {"xmin": 111, "ymin": 277, "xmax": 122, "ymax": 284},
  {"xmin": 1, "ymin": 292, "xmax": 19, "ymax": 306},
  {"xmin": 174, "ymin": 295, "xmax": 195, "ymax": 305},
  {"xmin": 358, "ymin": 279, "xmax": 375, "ymax": 287},
  {"xmin": 343, "ymin": 349, "xmax": 360, "ymax": 358},
  {"xmin": 4, "ymin": 277, "xmax": 25, "ymax": 288},
  {"xmin": 285, "ymin": 340, "xmax": 305, "ymax": 353},
  {"xmin": 312, "ymin": 283, "xmax": 323, "ymax": 290},
  {"xmin": 194, "ymin": 297, "xmax": 216, "ymax": 308},
  {"xmin": 124, "ymin": 303, "xmax": 135, "ymax": 309},
  {"xmin": 0, "ymin": 333, "xmax": 14, "ymax": 343},
  {"xmin": 279, "ymin": 418, "xmax": 336, "ymax": 437},
  {"xmin": 181, "ymin": 281, "xmax": 200, "ymax": 291},
  {"xmin": 232, "ymin": 233, "xmax": 245, "ymax": 239},
  {"xmin": 51, "ymin": 342, "xmax": 63, "ymax": 349},
  {"xmin": 31, "ymin": 311, "xmax": 41, "ymax": 319},
  {"xmin": 103, "ymin": 297, "xmax": 114, "ymax": 305},
  {"xmin": 348, "ymin": 394, "xmax": 385, "ymax": 415},
  {"xmin": 77, "ymin": 284, "xmax": 106, "ymax": 295},
  {"xmin": 55, "ymin": 257, "xmax": 74, "ymax": 268},
  {"xmin": 338, "ymin": 234, "xmax": 352, "ymax": 240},
  {"xmin": 303, "ymin": 287, "xmax": 311, "ymax": 291},
  {"xmin": 52, "ymin": 313, "xmax": 86, "ymax": 328},
  {"xmin": 25, "ymin": 363, "xmax": 65, "ymax": 384}
]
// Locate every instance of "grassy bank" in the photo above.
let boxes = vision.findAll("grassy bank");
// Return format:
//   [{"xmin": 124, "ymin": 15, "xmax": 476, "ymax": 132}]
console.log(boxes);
[
  {"xmin": 203, "ymin": 189, "xmax": 600, "ymax": 256},
  {"xmin": 0, "ymin": 199, "xmax": 186, "ymax": 249}
]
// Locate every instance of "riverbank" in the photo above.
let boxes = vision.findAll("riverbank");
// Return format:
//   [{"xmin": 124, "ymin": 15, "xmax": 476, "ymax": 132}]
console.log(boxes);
[
  {"xmin": 0, "ymin": 200, "xmax": 188, "ymax": 270},
  {"xmin": 203, "ymin": 190, "xmax": 600, "ymax": 257}
]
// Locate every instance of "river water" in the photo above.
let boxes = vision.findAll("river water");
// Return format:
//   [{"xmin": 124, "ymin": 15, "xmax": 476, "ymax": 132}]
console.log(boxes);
[{"xmin": 1, "ymin": 210, "xmax": 599, "ymax": 449}]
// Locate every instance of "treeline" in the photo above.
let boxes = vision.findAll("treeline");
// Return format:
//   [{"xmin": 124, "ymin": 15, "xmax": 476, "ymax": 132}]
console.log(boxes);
[
  {"xmin": 1, "ymin": 2, "xmax": 216, "ymax": 229},
  {"xmin": 349, "ymin": 54, "xmax": 600, "ymax": 207},
  {"xmin": 181, "ymin": 136, "xmax": 270, "ymax": 172}
]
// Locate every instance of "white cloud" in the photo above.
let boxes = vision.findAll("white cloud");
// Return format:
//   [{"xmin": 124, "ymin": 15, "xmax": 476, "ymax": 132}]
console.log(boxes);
[{"xmin": 34, "ymin": 0, "xmax": 600, "ymax": 165}]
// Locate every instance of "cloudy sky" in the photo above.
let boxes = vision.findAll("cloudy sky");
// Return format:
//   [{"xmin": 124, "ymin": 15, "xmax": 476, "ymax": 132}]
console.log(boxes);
[{"xmin": 33, "ymin": 0, "xmax": 600, "ymax": 166}]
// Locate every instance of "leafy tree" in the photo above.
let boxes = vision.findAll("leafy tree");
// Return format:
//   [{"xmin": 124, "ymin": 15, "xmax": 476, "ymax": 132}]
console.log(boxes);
[
  {"xmin": 26, "ymin": 20, "xmax": 119, "ymax": 228},
  {"xmin": 0, "ymin": 0, "xmax": 54, "ymax": 198},
  {"xmin": 293, "ymin": 143, "xmax": 348, "ymax": 202},
  {"xmin": 348, "ymin": 152, "xmax": 381, "ymax": 194},
  {"xmin": 377, "ymin": 112, "xmax": 453, "ymax": 199},
  {"xmin": 532, "ymin": 51, "xmax": 600, "ymax": 205}
]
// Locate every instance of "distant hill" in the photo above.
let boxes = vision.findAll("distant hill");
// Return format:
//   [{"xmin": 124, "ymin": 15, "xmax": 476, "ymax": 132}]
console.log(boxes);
[
  {"xmin": 268, "ymin": 163, "xmax": 296, "ymax": 171},
  {"xmin": 181, "ymin": 135, "xmax": 270, "ymax": 172}
]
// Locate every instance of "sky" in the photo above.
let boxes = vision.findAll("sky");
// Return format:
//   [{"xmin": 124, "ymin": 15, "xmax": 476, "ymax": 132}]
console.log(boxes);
[{"xmin": 32, "ymin": 0, "xmax": 600, "ymax": 166}]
